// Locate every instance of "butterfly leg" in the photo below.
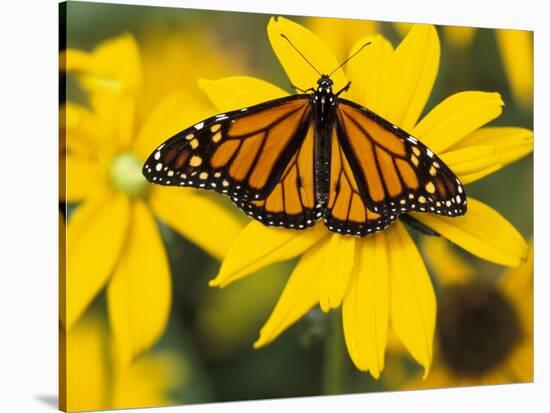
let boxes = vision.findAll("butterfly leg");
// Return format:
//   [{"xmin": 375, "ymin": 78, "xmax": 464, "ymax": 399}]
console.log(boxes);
[
  {"xmin": 291, "ymin": 84, "xmax": 315, "ymax": 94},
  {"xmin": 335, "ymin": 81, "xmax": 351, "ymax": 97}
]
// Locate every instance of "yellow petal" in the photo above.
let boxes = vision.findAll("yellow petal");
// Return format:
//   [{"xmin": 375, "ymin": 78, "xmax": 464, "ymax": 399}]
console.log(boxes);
[
  {"xmin": 254, "ymin": 239, "xmax": 329, "ymax": 348},
  {"xmin": 198, "ymin": 76, "xmax": 288, "ymax": 113},
  {"xmin": 500, "ymin": 242, "xmax": 533, "ymax": 334},
  {"xmin": 507, "ymin": 341, "xmax": 534, "ymax": 383},
  {"xmin": 420, "ymin": 236, "xmax": 474, "ymax": 286},
  {"xmin": 412, "ymin": 198, "xmax": 528, "ymax": 267},
  {"xmin": 387, "ymin": 222, "xmax": 435, "ymax": 376},
  {"xmin": 307, "ymin": 16, "xmax": 379, "ymax": 62},
  {"xmin": 267, "ymin": 16, "xmax": 348, "ymax": 93},
  {"xmin": 62, "ymin": 154, "xmax": 107, "ymax": 203},
  {"xmin": 496, "ymin": 29, "xmax": 533, "ymax": 108},
  {"xmin": 67, "ymin": 33, "xmax": 142, "ymax": 95},
  {"xmin": 444, "ymin": 26, "xmax": 476, "ymax": 50},
  {"xmin": 401, "ymin": 367, "xmax": 454, "ymax": 390},
  {"xmin": 393, "ymin": 22, "xmax": 414, "ymax": 38},
  {"xmin": 62, "ymin": 312, "xmax": 109, "ymax": 412},
  {"xmin": 450, "ymin": 127, "xmax": 533, "ymax": 167},
  {"xmin": 108, "ymin": 200, "xmax": 171, "ymax": 366},
  {"xmin": 346, "ymin": 35, "xmax": 394, "ymax": 116},
  {"xmin": 439, "ymin": 146, "xmax": 502, "ymax": 185},
  {"xmin": 342, "ymin": 232, "xmax": 389, "ymax": 378},
  {"xmin": 66, "ymin": 193, "xmax": 130, "ymax": 329},
  {"xmin": 62, "ymin": 103, "xmax": 111, "ymax": 158},
  {"xmin": 500, "ymin": 242, "xmax": 533, "ymax": 300},
  {"xmin": 60, "ymin": 49, "xmax": 92, "ymax": 72},
  {"xmin": 111, "ymin": 351, "xmax": 186, "ymax": 409},
  {"xmin": 211, "ymin": 221, "xmax": 327, "ymax": 288},
  {"xmin": 132, "ymin": 91, "xmax": 214, "ymax": 159},
  {"xmin": 150, "ymin": 187, "xmax": 243, "ymax": 261},
  {"xmin": 318, "ymin": 235, "xmax": 356, "ymax": 312},
  {"xmin": 412, "ymin": 91, "xmax": 504, "ymax": 153},
  {"xmin": 386, "ymin": 24, "xmax": 440, "ymax": 130}
]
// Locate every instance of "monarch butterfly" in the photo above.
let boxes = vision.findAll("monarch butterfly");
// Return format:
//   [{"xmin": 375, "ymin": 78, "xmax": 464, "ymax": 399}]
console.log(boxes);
[{"xmin": 143, "ymin": 36, "xmax": 466, "ymax": 237}]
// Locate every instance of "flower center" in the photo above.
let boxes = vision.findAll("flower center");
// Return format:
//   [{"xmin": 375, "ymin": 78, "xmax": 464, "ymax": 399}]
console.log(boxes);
[
  {"xmin": 109, "ymin": 153, "xmax": 149, "ymax": 198},
  {"xmin": 437, "ymin": 281, "xmax": 522, "ymax": 377}
]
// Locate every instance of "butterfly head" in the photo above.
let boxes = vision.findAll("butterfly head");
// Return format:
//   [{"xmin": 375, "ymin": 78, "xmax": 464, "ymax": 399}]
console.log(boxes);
[{"xmin": 317, "ymin": 75, "xmax": 333, "ymax": 93}]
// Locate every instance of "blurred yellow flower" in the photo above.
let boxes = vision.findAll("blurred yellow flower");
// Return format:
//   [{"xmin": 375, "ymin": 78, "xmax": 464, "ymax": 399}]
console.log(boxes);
[
  {"xmin": 404, "ymin": 238, "xmax": 533, "ymax": 388},
  {"xmin": 60, "ymin": 311, "xmax": 187, "ymax": 412},
  {"xmin": 307, "ymin": 16, "xmax": 379, "ymax": 62},
  {"xmin": 60, "ymin": 34, "xmax": 243, "ymax": 364},
  {"xmin": 201, "ymin": 17, "xmax": 532, "ymax": 378},
  {"xmin": 394, "ymin": 23, "xmax": 533, "ymax": 109},
  {"xmin": 496, "ymin": 29, "xmax": 534, "ymax": 109}
]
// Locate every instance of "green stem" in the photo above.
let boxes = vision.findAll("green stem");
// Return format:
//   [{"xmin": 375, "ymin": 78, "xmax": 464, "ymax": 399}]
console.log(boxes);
[{"xmin": 322, "ymin": 310, "xmax": 346, "ymax": 395}]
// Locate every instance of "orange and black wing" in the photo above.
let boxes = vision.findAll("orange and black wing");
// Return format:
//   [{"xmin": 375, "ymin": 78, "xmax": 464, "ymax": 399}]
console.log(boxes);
[
  {"xmin": 143, "ymin": 94, "xmax": 321, "ymax": 229},
  {"xmin": 325, "ymin": 98, "xmax": 467, "ymax": 236}
]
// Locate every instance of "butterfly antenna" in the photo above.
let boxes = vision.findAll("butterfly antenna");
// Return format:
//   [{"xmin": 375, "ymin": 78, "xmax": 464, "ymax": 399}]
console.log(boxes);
[
  {"xmin": 280, "ymin": 34, "xmax": 322, "ymax": 77},
  {"xmin": 328, "ymin": 41, "xmax": 372, "ymax": 77}
]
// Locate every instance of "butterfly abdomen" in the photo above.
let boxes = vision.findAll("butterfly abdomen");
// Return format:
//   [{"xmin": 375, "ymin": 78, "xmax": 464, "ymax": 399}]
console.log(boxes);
[{"xmin": 312, "ymin": 82, "xmax": 337, "ymax": 206}]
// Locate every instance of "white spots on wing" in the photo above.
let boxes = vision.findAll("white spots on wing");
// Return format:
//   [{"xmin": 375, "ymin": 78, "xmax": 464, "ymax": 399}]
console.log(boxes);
[
  {"xmin": 222, "ymin": 180, "xmax": 230, "ymax": 187},
  {"xmin": 458, "ymin": 185, "xmax": 463, "ymax": 194},
  {"xmin": 456, "ymin": 195, "xmax": 462, "ymax": 203},
  {"xmin": 167, "ymin": 170, "xmax": 174, "ymax": 177},
  {"xmin": 155, "ymin": 163, "xmax": 163, "ymax": 171},
  {"xmin": 189, "ymin": 156, "xmax": 202, "ymax": 167},
  {"xmin": 194, "ymin": 122, "xmax": 205, "ymax": 130},
  {"xmin": 185, "ymin": 133, "xmax": 194, "ymax": 141},
  {"xmin": 154, "ymin": 151, "xmax": 161, "ymax": 160},
  {"xmin": 240, "ymin": 108, "xmax": 248, "ymax": 112},
  {"xmin": 426, "ymin": 149, "xmax": 434, "ymax": 158},
  {"xmin": 425, "ymin": 181, "xmax": 436, "ymax": 194},
  {"xmin": 199, "ymin": 172, "xmax": 209, "ymax": 180},
  {"xmin": 212, "ymin": 131, "xmax": 222, "ymax": 143},
  {"xmin": 408, "ymin": 135, "xmax": 418, "ymax": 143}
]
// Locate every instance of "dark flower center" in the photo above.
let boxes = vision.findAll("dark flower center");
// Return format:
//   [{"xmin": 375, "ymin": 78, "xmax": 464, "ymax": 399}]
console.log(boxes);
[{"xmin": 437, "ymin": 281, "xmax": 522, "ymax": 377}]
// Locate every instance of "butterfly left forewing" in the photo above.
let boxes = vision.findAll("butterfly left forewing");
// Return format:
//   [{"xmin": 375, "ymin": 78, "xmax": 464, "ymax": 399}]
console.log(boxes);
[
  {"xmin": 143, "ymin": 95, "xmax": 311, "ymax": 200},
  {"xmin": 143, "ymin": 94, "xmax": 321, "ymax": 229}
]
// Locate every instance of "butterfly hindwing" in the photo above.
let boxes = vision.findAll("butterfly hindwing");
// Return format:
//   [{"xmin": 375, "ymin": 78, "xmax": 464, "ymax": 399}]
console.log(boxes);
[
  {"xmin": 325, "ymin": 125, "xmax": 397, "ymax": 236},
  {"xmin": 325, "ymin": 98, "xmax": 467, "ymax": 235},
  {"xmin": 143, "ymin": 94, "xmax": 320, "ymax": 229}
]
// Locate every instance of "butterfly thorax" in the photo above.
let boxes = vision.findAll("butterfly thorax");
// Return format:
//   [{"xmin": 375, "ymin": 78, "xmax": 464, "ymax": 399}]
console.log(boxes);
[{"xmin": 312, "ymin": 75, "xmax": 337, "ymax": 206}]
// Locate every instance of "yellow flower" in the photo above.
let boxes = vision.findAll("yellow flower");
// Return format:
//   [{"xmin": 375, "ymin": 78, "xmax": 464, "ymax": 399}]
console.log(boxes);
[
  {"xmin": 60, "ymin": 311, "xmax": 187, "ymax": 412},
  {"xmin": 403, "ymin": 237, "xmax": 533, "ymax": 388},
  {"xmin": 394, "ymin": 23, "xmax": 533, "ymax": 109},
  {"xmin": 200, "ymin": 17, "xmax": 532, "ymax": 378},
  {"xmin": 60, "ymin": 34, "xmax": 243, "ymax": 364},
  {"xmin": 395, "ymin": 23, "xmax": 476, "ymax": 50},
  {"xmin": 307, "ymin": 16, "xmax": 379, "ymax": 62},
  {"xmin": 496, "ymin": 29, "xmax": 534, "ymax": 109}
]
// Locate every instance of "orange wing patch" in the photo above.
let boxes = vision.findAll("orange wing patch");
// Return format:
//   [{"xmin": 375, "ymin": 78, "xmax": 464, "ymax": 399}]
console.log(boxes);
[
  {"xmin": 326, "ymin": 126, "xmax": 397, "ymax": 236},
  {"xmin": 247, "ymin": 125, "xmax": 320, "ymax": 228},
  {"xmin": 335, "ymin": 100, "xmax": 467, "ymax": 221}
]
